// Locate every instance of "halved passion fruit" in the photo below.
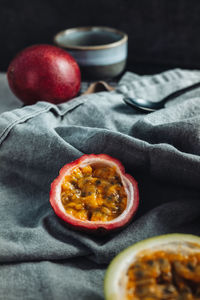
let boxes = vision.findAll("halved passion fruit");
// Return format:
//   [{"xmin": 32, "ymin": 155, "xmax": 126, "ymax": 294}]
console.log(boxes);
[
  {"xmin": 104, "ymin": 234, "xmax": 200, "ymax": 300},
  {"xmin": 50, "ymin": 154, "xmax": 139, "ymax": 232}
]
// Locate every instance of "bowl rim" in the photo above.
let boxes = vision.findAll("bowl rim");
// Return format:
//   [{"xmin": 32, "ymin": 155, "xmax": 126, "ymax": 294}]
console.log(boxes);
[{"xmin": 54, "ymin": 26, "xmax": 128, "ymax": 51}]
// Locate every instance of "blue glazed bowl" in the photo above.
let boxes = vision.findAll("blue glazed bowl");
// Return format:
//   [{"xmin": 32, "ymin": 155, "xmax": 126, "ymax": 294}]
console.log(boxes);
[{"xmin": 54, "ymin": 26, "xmax": 128, "ymax": 79}]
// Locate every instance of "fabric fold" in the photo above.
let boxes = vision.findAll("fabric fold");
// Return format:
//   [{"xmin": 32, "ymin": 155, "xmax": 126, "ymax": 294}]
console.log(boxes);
[{"xmin": 0, "ymin": 69, "xmax": 200, "ymax": 299}]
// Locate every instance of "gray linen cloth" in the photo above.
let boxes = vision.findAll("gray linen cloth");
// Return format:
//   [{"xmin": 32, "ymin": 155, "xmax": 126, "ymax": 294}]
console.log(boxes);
[{"xmin": 0, "ymin": 69, "xmax": 200, "ymax": 300}]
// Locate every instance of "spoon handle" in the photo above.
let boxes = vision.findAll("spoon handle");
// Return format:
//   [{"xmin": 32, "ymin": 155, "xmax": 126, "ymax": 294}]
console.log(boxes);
[{"xmin": 159, "ymin": 80, "xmax": 200, "ymax": 105}]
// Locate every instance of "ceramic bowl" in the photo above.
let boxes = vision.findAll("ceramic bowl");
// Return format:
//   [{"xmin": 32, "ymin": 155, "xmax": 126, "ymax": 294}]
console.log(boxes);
[{"xmin": 54, "ymin": 26, "xmax": 128, "ymax": 79}]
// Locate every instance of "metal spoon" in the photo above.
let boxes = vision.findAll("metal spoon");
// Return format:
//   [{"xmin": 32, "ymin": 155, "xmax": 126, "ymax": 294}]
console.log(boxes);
[{"xmin": 123, "ymin": 81, "xmax": 200, "ymax": 112}]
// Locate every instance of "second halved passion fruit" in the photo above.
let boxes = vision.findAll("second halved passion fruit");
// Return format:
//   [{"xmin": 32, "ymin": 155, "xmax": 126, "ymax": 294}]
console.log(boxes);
[
  {"xmin": 49, "ymin": 154, "xmax": 139, "ymax": 232},
  {"xmin": 104, "ymin": 234, "xmax": 200, "ymax": 300}
]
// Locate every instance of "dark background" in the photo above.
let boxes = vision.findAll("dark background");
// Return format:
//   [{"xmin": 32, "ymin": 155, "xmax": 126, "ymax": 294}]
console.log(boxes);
[{"xmin": 1, "ymin": 0, "xmax": 200, "ymax": 74}]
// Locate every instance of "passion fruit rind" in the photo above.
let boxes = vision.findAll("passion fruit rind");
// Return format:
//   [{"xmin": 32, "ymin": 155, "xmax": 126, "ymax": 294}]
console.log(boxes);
[
  {"xmin": 104, "ymin": 233, "xmax": 200, "ymax": 300},
  {"xmin": 50, "ymin": 154, "xmax": 139, "ymax": 233}
]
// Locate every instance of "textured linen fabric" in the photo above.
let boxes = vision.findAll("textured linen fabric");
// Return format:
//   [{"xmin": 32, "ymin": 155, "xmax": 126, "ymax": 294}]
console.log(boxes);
[{"xmin": 0, "ymin": 69, "xmax": 200, "ymax": 299}]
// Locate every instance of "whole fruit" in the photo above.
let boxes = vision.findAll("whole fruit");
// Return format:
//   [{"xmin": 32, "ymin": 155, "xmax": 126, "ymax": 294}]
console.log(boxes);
[
  {"xmin": 7, "ymin": 44, "xmax": 81, "ymax": 105},
  {"xmin": 50, "ymin": 154, "xmax": 139, "ymax": 233}
]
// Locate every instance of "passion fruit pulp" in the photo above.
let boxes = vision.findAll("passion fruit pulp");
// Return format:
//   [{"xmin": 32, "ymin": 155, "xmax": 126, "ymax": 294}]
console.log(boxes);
[
  {"xmin": 50, "ymin": 154, "xmax": 139, "ymax": 232},
  {"xmin": 104, "ymin": 234, "xmax": 200, "ymax": 300}
]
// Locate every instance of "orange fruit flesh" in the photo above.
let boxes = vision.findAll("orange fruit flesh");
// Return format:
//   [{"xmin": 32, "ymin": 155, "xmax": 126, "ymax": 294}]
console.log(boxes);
[
  {"xmin": 61, "ymin": 165, "xmax": 127, "ymax": 221},
  {"xmin": 126, "ymin": 249, "xmax": 200, "ymax": 299}
]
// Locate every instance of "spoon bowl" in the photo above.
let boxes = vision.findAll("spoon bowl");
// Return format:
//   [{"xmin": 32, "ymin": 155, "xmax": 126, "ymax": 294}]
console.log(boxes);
[{"xmin": 123, "ymin": 97, "xmax": 164, "ymax": 112}]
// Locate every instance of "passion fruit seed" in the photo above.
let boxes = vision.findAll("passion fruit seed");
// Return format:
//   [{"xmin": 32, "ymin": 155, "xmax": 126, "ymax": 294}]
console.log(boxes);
[
  {"xmin": 61, "ymin": 165, "xmax": 127, "ymax": 222},
  {"xmin": 126, "ymin": 249, "xmax": 200, "ymax": 300}
]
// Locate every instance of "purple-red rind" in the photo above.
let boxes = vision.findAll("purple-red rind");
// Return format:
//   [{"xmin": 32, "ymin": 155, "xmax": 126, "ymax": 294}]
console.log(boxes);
[{"xmin": 50, "ymin": 154, "xmax": 139, "ymax": 233}]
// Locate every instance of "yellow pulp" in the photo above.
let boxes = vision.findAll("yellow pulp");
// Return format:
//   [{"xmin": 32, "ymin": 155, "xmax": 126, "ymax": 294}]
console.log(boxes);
[
  {"xmin": 61, "ymin": 165, "xmax": 127, "ymax": 221},
  {"xmin": 126, "ymin": 249, "xmax": 200, "ymax": 299}
]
